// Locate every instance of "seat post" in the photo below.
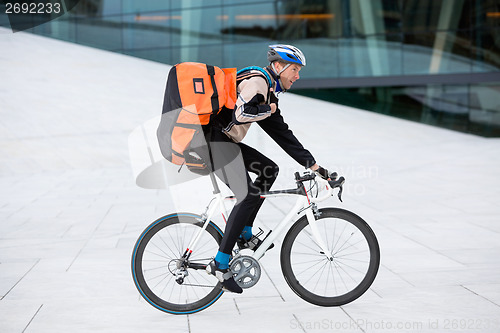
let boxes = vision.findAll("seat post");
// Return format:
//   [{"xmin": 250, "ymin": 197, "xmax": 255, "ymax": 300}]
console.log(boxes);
[
  {"xmin": 205, "ymin": 127, "xmax": 221, "ymax": 195},
  {"xmin": 209, "ymin": 171, "xmax": 221, "ymax": 194}
]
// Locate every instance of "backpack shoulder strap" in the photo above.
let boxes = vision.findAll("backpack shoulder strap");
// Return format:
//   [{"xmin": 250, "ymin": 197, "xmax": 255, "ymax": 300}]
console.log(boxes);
[{"xmin": 236, "ymin": 66, "xmax": 272, "ymax": 88}]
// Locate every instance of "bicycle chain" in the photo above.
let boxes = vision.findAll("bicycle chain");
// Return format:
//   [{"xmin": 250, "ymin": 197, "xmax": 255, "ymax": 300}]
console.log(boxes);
[
  {"xmin": 178, "ymin": 283, "xmax": 219, "ymax": 289},
  {"xmin": 168, "ymin": 263, "xmax": 220, "ymax": 289}
]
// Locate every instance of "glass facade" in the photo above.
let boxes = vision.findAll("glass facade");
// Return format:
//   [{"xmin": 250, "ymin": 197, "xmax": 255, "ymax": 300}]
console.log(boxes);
[
  {"xmin": 1, "ymin": 0, "xmax": 499, "ymax": 136},
  {"xmin": 294, "ymin": 82, "xmax": 500, "ymax": 137}
]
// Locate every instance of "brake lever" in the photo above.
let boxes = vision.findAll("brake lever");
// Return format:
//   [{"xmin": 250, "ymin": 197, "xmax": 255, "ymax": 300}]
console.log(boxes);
[
  {"xmin": 328, "ymin": 176, "xmax": 345, "ymax": 202},
  {"xmin": 337, "ymin": 185, "xmax": 343, "ymax": 202}
]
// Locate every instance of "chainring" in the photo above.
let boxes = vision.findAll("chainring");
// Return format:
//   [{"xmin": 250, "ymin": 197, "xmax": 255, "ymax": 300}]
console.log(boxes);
[{"xmin": 229, "ymin": 255, "xmax": 261, "ymax": 289}]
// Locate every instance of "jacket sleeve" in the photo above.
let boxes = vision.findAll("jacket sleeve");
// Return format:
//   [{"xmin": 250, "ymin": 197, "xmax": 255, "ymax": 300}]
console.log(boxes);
[
  {"xmin": 233, "ymin": 76, "xmax": 272, "ymax": 124},
  {"xmin": 258, "ymin": 108, "xmax": 316, "ymax": 168}
]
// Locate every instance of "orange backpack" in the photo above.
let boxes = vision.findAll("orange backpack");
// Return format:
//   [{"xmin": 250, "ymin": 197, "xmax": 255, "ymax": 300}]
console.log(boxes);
[{"xmin": 157, "ymin": 62, "xmax": 237, "ymax": 168}]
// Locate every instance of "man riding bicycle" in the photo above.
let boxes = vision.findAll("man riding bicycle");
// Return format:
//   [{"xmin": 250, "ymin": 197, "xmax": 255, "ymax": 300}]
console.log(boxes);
[{"xmin": 205, "ymin": 44, "xmax": 330, "ymax": 293}]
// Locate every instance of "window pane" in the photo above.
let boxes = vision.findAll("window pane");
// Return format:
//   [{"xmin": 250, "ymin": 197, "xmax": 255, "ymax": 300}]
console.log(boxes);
[
  {"xmin": 348, "ymin": 0, "xmax": 402, "ymax": 36},
  {"xmin": 74, "ymin": 17, "xmax": 123, "ymax": 50},
  {"xmin": 403, "ymin": 0, "xmax": 470, "ymax": 33},
  {"xmin": 222, "ymin": 42, "xmax": 268, "ymax": 68},
  {"xmin": 404, "ymin": 31, "xmax": 473, "ymax": 74},
  {"xmin": 122, "ymin": 0, "xmax": 169, "ymax": 15},
  {"xmin": 169, "ymin": 7, "xmax": 223, "ymax": 47},
  {"xmin": 122, "ymin": 12, "xmax": 174, "ymax": 50},
  {"xmin": 471, "ymin": 28, "xmax": 500, "ymax": 72},
  {"xmin": 174, "ymin": 44, "xmax": 224, "ymax": 65},
  {"xmin": 380, "ymin": 0, "xmax": 403, "ymax": 34},
  {"xmin": 222, "ymin": 2, "xmax": 280, "ymax": 42},
  {"xmin": 34, "ymin": 18, "xmax": 78, "ymax": 43},
  {"xmin": 127, "ymin": 47, "xmax": 172, "ymax": 65},
  {"xmin": 170, "ymin": 0, "xmax": 222, "ymax": 11},
  {"xmin": 70, "ymin": 0, "xmax": 122, "ymax": 17},
  {"xmin": 300, "ymin": 40, "xmax": 340, "ymax": 79},
  {"xmin": 471, "ymin": 0, "xmax": 500, "ymax": 30},
  {"xmin": 469, "ymin": 82, "xmax": 500, "ymax": 135},
  {"xmin": 0, "ymin": 2, "xmax": 10, "ymax": 28},
  {"xmin": 222, "ymin": 0, "xmax": 335, "ymax": 42},
  {"xmin": 339, "ymin": 34, "xmax": 403, "ymax": 77}
]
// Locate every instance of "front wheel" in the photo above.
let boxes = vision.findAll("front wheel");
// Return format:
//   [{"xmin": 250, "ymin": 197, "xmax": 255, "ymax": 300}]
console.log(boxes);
[
  {"xmin": 281, "ymin": 208, "xmax": 380, "ymax": 306},
  {"xmin": 131, "ymin": 213, "xmax": 224, "ymax": 314}
]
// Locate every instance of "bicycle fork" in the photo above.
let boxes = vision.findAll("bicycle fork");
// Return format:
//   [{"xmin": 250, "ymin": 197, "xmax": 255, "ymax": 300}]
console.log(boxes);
[
  {"xmin": 252, "ymin": 198, "xmax": 333, "ymax": 261},
  {"xmin": 305, "ymin": 206, "xmax": 334, "ymax": 261}
]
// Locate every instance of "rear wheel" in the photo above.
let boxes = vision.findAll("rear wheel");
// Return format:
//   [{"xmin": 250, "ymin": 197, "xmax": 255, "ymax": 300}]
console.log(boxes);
[
  {"xmin": 131, "ymin": 213, "xmax": 224, "ymax": 314},
  {"xmin": 281, "ymin": 208, "xmax": 380, "ymax": 306}
]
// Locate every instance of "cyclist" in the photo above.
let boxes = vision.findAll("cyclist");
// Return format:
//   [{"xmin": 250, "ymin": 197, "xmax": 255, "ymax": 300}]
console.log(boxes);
[{"xmin": 205, "ymin": 44, "xmax": 330, "ymax": 293}]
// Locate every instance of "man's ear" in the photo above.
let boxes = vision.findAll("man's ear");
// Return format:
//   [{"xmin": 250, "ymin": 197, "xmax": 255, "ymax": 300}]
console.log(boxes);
[{"xmin": 273, "ymin": 61, "xmax": 282, "ymax": 73}]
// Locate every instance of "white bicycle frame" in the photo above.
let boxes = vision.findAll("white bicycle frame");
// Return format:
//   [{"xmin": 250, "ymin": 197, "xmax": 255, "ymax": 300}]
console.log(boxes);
[{"xmin": 185, "ymin": 172, "xmax": 338, "ymax": 261}]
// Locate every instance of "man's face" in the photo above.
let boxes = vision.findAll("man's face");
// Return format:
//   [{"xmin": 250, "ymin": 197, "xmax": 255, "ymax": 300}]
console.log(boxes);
[{"xmin": 278, "ymin": 63, "xmax": 302, "ymax": 90}]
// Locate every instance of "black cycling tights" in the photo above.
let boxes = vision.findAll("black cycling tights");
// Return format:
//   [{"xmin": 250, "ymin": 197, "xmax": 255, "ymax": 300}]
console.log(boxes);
[{"xmin": 208, "ymin": 132, "xmax": 278, "ymax": 254}]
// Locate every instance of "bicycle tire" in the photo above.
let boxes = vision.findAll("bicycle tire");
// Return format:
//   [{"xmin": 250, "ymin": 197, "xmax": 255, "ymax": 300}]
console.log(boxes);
[
  {"xmin": 280, "ymin": 208, "xmax": 380, "ymax": 306},
  {"xmin": 131, "ymin": 213, "xmax": 224, "ymax": 314}
]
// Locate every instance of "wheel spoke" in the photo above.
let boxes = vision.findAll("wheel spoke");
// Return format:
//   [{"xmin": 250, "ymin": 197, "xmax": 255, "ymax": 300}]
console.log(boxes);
[
  {"xmin": 292, "ymin": 257, "xmax": 326, "ymax": 266},
  {"xmin": 326, "ymin": 260, "xmax": 336, "ymax": 295},
  {"xmin": 144, "ymin": 239, "xmax": 177, "ymax": 268},
  {"xmin": 335, "ymin": 249, "xmax": 370, "ymax": 260},
  {"xmin": 301, "ymin": 260, "xmax": 328, "ymax": 286},
  {"xmin": 144, "ymin": 248, "xmax": 171, "ymax": 260},
  {"xmin": 333, "ymin": 261, "xmax": 350, "ymax": 292},
  {"xmin": 284, "ymin": 210, "xmax": 379, "ymax": 305},
  {"xmin": 294, "ymin": 238, "xmax": 321, "ymax": 254},
  {"xmin": 157, "ymin": 232, "xmax": 181, "ymax": 258},
  {"xmin": 334, "ymin": 236, "xmax": 366, "ymax": 257},
  {"xmin": 132, "ymin": 216, "xmax": 223, "ymax": 314},
  {"xmin": 294, "ymin": 256, "xmax": 328, "ymax": 278},
  {"xmin": 143, "ymin": 264, "xmax": 169, "ymax": 273},
  {"xmin": 185, "ymin": 274, "xmax": 202, "ymax": 301},
  {"xmin": 193, "ymin": 236, "xmax": 216, "ymax": 258},
  {"xmin": 151, "ymin": 272, "xmax": 170, "ymax": 290},
  {"xmin": 312, "ymin": 260, "xmax": 329, "ymax": 292},
  {"xmin": 335, "ymin": 258, "xmax": 368, "ymax": 277},
  {"xmin": 290, "ymin": 252, "xmax": 325, "ymax": 257},
  {"xmin": 332, "ymin": 222, "xmax": 348, "ymax": 254}
]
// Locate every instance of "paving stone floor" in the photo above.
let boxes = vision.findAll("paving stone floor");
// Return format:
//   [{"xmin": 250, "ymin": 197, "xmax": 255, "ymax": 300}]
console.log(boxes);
[{"xmin": 1, "ymin": 28, "xmax": 500, "ymax": 332}]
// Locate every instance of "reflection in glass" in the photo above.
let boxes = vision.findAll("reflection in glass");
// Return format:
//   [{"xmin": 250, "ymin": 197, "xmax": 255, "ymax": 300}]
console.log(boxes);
[
  {"xmin": 122, "ymin": 12, "xmax": 175, "ymax": 51},
  {"xmin": 338, "ymin": 34, "xmax": 402, "ymax": 77},
  {"xmin": 472, "ymin": 28, "xmax": 500, "ymax": 71},
  {"xmin": 18, "ymin": 0, "xmax": 500, "ymax": 136},
  {"xmin": 294, "ymin": 81, "xmax": 500, "ymax": 137},
  {"xmin": 469, "ymin": 82, "xmax": 500, "ymax": 134},
  {"xmin": 403, "ymin": 32, "xmax": 474, "ymax": 75}
]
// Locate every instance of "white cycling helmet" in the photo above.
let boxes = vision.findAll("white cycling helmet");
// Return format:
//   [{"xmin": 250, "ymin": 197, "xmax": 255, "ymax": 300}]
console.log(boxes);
[
  {"xmin": 267, "ymin": 44, "xmax": 306, "ymax": 92},
  {"xmin": 267, "ymin": 44, "xmax": 306, "ymax": 67}
]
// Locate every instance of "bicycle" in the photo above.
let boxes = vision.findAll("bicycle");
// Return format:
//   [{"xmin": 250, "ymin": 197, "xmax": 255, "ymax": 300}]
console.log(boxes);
[{"xmin": 131, "ymin": 170, "xmax": 380, "ymax": 314}]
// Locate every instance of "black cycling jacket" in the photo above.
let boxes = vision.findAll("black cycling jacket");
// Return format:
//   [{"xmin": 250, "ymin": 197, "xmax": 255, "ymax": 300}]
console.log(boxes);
[
  {"xmin": 213, "ymin": 97, "xmax": 316, "ymax": 169},
  {"xmin": 256, "ymin": 108, "xmax": 316, "ymax": 168}
]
